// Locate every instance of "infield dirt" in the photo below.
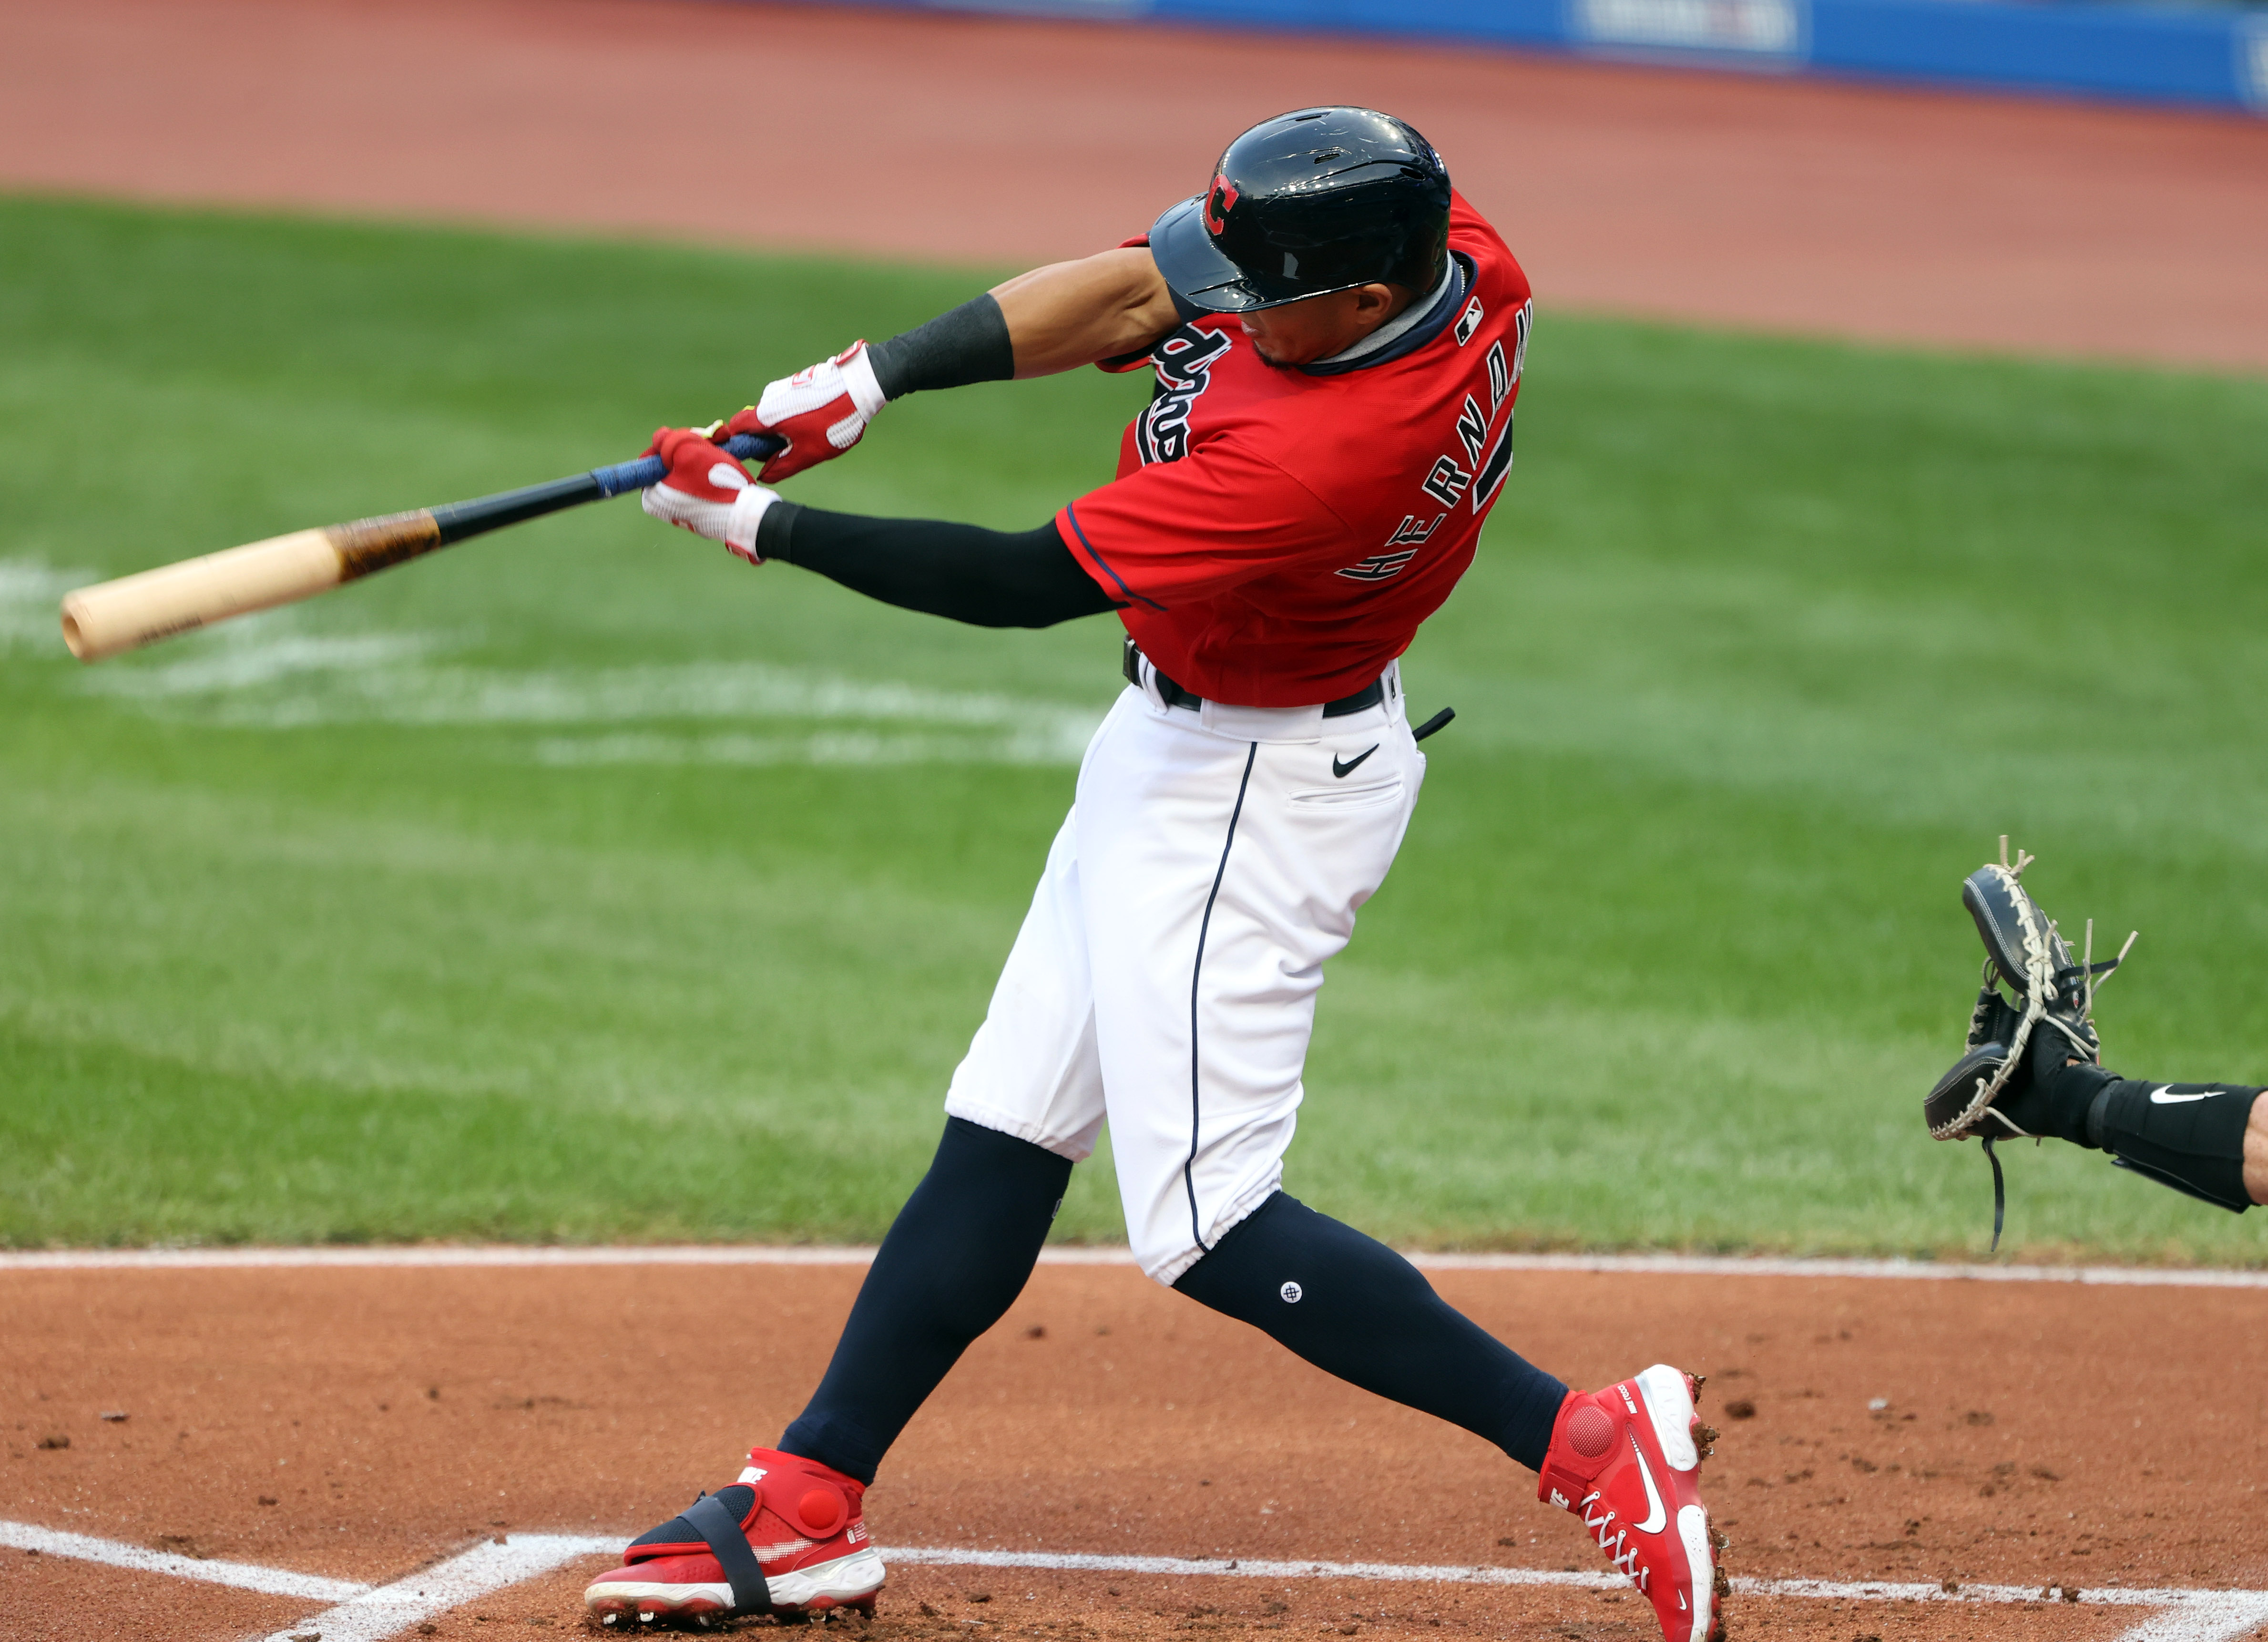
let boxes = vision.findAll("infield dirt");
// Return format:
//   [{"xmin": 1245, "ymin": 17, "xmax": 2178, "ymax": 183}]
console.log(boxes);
[{"xmin": 3, "ymin": 1261, "xmax": 2262, "ymax": 1639}]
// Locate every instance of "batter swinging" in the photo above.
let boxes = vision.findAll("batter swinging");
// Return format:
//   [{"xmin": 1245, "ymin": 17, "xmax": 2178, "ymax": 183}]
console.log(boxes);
[{"xmin": 582, "ymin": 108, "xmax": 1727, "ymax": 1642}]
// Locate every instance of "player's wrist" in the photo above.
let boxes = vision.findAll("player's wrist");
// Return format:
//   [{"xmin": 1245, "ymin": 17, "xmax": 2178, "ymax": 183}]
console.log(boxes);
[
  {"xmin": 752, "ymin": 497, "xmax": 803, "ymax": 564},
  {"xmin": 838, "ymin": 342, "xmax": 888, "ymax": 418},
  {"xmin": 723, "ymin": 482, "xmax": 781, "ymax": 562},
  {"xmin": 864, "ymin": 295, "xmax": 1015, "ymax": 400}
]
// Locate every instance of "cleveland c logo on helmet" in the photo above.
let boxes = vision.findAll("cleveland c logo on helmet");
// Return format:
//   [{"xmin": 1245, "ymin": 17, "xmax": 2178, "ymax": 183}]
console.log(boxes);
[
  {"xmin": 1203, "ymin": 174, "xmax": 1240, "ymax": 236},
  {"xmin": 1152, "ymin": 109, "xmax": 1451, "ymax": 314}
]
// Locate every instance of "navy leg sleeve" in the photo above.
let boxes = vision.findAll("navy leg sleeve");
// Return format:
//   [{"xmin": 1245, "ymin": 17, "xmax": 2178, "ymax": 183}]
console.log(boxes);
[
  {"xmin": 779, "ymin": 1118, "xmax": 1073, "ymax": 1483},
  {"xmin": 1173, "ymin": 1192, "xmax": 1568, "ymax": 1471}
]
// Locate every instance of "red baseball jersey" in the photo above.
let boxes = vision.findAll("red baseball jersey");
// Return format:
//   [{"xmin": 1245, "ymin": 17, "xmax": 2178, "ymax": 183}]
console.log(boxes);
[{"xmin": 1054, "ymin": 192, "xmax": 1532, "ymax": 708}]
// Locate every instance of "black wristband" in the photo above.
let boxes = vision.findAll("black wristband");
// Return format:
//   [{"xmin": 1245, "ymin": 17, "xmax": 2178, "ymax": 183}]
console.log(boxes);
[
  {"xmin": 755, "ymin": 497, "xmax": 804, "ymax": 564},
  {"xmin": 866, "ymin": 294, "xmax": 1015, "ymax": 400}
]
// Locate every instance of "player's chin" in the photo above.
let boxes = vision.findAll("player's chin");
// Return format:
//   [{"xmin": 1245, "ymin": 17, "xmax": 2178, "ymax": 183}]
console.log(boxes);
[{"xmin": 1241, "ymin": 333, "xmax": 1306, "ymax": 367}]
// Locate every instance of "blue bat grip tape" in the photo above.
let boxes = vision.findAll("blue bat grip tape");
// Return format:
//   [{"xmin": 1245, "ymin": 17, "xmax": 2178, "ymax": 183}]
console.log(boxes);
[{"xmin": 590, "ymin": 432, "xmax": 784, "ymax": 498}]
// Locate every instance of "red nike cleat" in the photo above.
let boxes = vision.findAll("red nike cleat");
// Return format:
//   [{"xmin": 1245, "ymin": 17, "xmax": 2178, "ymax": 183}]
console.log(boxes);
[
  {"xmin": 1538, "ymin": 1365, "xmax": 1727, "ymax": 1642},
  {"xmin": 583, "ymin": 1447, "xmax": 886, "ymax": 1626}
]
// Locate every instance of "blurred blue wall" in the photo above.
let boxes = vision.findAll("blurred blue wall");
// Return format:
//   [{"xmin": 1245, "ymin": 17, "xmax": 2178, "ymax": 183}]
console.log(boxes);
[{"xmin": 910, "ymin": 0, "xmax": 2268, "ymax": 115}]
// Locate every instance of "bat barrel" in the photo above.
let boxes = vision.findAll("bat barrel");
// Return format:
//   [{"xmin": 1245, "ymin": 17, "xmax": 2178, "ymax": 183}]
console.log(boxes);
[
  {"xmin": 60, "ymin": 430, "xmax": 787, "ymax": 662},
  {"xmin": 61, "ymin": 529, "xmax": 348, "ymax": 662},
  {"xmin": 61, "ymin": 512, "xmax": 442, "ymax": 663}
]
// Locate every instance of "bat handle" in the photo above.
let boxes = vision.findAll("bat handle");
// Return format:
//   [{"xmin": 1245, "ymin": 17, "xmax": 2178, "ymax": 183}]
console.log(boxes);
[{"xmin": 589, "ymin": 431, "xmax": 785, "ymax": 498}]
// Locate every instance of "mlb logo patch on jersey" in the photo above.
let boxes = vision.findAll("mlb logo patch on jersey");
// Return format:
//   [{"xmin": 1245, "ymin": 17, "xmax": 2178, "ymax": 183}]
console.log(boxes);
[{"xmin": 1453, "ymin": 297, "xmax": 1484, "ymax": 346}]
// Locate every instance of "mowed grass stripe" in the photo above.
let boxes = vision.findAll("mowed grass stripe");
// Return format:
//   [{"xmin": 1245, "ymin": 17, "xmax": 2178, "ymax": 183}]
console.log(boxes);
[{"xmin": 1, "ymin": 195, "xmax": 2263, "ymax": 1261}]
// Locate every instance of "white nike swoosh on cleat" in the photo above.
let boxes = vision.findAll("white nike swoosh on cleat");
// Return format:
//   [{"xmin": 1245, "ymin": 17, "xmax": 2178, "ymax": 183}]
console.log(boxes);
[
  {"xmin": 2150, "ymin": 1086, "xmax": 2219, "ymax": 1104},
  {"xmin": 1628, "ymin": 1433, "xmax": 1668, "ymax": 1535}
]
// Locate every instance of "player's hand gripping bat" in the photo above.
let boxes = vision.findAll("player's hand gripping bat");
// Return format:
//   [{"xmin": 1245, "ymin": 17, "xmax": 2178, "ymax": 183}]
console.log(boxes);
[{"xmin": 58, "ymin": 431, "xmax": 784, "ymax": 663}]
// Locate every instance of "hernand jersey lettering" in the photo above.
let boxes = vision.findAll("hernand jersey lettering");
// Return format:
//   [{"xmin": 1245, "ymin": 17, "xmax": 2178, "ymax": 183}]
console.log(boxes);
[
  {"xmin": 1421, "ymin": 455, "xmax": 1474, "ymax": 507},
  {"xmin": 1455, "ymin": 394, "xmax": 1489, "ymax": 468},
  {"xmin": 1337, "ymin": 549, "xmax": 1420, "ymax": 582},
  {"xmin": 1471, "ymin": 409, "xmax": 1515, "ymax": 513}
]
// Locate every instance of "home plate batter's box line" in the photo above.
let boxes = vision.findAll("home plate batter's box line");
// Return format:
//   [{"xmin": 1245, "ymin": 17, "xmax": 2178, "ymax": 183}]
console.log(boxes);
[
  {"xmin": 3, "ymin": 1245, "xmax": 2265, "ymax": 1288},
  {"xmin": 5, "ymin": 1522, "xmax": 2266, "ymax": 1642}
]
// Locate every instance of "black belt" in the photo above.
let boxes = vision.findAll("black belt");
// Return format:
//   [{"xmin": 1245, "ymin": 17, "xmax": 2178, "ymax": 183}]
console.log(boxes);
[{"xmin": 1122, "ymin": 637, "xmax": 1386, "ymax": 717}]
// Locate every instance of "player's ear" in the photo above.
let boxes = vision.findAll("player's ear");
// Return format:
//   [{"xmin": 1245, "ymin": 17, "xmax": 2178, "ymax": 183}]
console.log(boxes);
[{"xmin": 1348, "ymin": 283, "xmax": 1409, "ymax": 331}]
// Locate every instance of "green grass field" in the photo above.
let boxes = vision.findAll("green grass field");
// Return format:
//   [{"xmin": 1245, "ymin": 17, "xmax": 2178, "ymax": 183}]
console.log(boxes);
[{"xmin": 3, "ymin": 195, "xmax": 2264, "ymax": 1262}]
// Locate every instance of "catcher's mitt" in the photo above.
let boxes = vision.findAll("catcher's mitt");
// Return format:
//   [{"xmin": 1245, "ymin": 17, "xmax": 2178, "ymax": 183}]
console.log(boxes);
[{"xmin": 1923, "ymin": 839, "xmax": 2135, "ymax": 1249}]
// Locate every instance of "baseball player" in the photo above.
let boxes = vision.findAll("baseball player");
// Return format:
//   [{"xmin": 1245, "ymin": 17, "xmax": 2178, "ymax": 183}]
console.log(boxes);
[
  {"xmin": 582, "ymin": 109, "xmax": 1726, "ymax": 1642},
  {"xmin": 1927, "ymin": 850, "xmax": 2267, "ymax": 1236}
]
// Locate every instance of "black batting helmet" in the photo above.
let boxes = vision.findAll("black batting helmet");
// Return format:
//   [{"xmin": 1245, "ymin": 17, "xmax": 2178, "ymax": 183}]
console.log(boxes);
[{"xmin": 1149, "ymin": 107, "xmax": 1452, "ymax": 314}]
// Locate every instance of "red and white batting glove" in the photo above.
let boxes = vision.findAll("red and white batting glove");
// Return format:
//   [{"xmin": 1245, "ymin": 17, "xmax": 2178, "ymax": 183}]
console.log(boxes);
[
  {"xmin": 722, "ymin": 341, "xmax": 887, "ymax": 482},
  {"xmin": 639, "ymin": 426, "xmax": 779, "ymax": 564}
]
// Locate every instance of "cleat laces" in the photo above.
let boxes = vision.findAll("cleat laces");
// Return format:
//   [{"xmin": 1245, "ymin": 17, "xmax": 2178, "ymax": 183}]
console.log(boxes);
[{"xmin": 1580, "ymin": 1492, "xmax": 1647, "ymax": 1583}]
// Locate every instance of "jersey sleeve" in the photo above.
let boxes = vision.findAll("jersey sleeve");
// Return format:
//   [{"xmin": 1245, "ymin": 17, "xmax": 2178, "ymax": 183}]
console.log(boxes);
[{"xmin": 1054, "ymin": 439, "xmax": 1349, "ymax": 609}]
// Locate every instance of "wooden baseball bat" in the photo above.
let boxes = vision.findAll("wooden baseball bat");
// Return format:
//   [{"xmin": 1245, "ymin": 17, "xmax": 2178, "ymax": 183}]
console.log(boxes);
[{"xmin": 60, "ymin": 431, "xmax": 784, "ymax": 663}]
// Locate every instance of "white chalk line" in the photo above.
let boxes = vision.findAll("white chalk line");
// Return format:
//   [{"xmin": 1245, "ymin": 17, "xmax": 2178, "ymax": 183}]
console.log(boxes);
[
  {"xmin": 0, "ymin": 1518, "xmax": 368, "ymax": 1603},
  {"xmin": 246, "ymin": 1536, "xmax": 608, "ymax": 1642},
  {"xmin": 65, "ymin": 616, "xmax": 1108, "ymax": 765},
  {"xmin": 8, "ymin": 1522, "xmax": 2268, "ymax": 1642},
  {"xmin": 2, "ymin": 1243, "xmax": 2264, "ymax": 1287},
  {"xmin": 7, "ymin": 573, "xmax": 1111, "ymax": 766},
  {"xmin": 0, "ymin": 560, "xmax": 98, "ymax": 651}
]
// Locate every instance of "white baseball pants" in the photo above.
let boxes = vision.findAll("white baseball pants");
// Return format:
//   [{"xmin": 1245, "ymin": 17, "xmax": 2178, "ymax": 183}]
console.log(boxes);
[{"xmin": 943, "ymin": 660, "xmax": 1424, "ymax": 1284}]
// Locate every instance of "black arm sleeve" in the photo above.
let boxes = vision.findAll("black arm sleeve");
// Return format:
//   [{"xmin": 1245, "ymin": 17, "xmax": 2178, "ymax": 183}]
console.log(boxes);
[
  {"xmin": 865, "ymin": 295, "xmax": 1016, "ymax": 400},
  {"xmin": 756, "ymin": 501, "xmax": 1119, "ymax": 629}
]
